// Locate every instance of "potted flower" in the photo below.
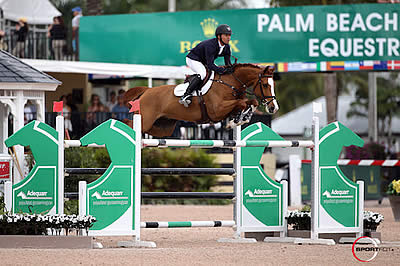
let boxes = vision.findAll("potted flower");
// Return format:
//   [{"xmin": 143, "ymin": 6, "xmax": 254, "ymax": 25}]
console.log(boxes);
[{"xmin": 387, "ymin": 179, "xmax": 400, "ymax": 222}]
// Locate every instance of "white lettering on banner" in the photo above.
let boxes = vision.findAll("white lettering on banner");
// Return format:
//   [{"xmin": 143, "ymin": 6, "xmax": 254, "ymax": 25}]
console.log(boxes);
[
  {"xmin": 339, "ymin": 13, "xmax": 350, "ymax": 32},
  {"xmin": 327, "ymin": 13, "xmax": 337, "ymax": 32},
  {"xmin": 257, "ymin": 14, "xmax": 269, "ymax": 32},
  {"xmin": 326, "ymin": 12, "xmax": 398, "ymax": 32},
  {"xmin": 102, "ymin": 190, "xmax": 123, "ymax": 197},
  {"xmin": 257, "ymin": 13, "xmax": 314, "ymax": 32},
  {"xmin": 309, "ymin": 38, "xmax": 400, "ymax": 58},
  {"xmin": 385, "ymin": 12, "xmax": 398, "ymax": 31},
  {"xmin": 285, "ymin": 14, "xmax": 295, "ymax": 32},
  {"xmin": 27, "ymin": 190, "xmax": 48, "ymax": 197},
  {"xmin": 269, "ymin": 14, "xmax": 284, "ymax": 32},
  {"xmin": 366, "ymin": 13, "xmax": 383, "ymax": 32},
  {"xmin": 351, "ymin": 13, "xmax": 367, "ymax": 31}
]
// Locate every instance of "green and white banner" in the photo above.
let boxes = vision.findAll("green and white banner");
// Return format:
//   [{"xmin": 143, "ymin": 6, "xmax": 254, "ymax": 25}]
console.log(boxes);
[{"xmin": 81, "ymin": 3, "xmax": 399, "ymax": 66}]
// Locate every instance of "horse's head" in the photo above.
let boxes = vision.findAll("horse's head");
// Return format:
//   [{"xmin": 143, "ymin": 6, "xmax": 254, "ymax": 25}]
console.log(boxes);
[{"xmin": 255, "ymin": 66, "xmax": 279, "ymax": 114}]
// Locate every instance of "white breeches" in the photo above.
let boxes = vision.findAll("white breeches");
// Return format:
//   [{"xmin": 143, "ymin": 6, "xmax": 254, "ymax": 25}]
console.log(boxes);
[{"xmin": 186, "ymin": 57, "xmax": 207, "ymax": 80}]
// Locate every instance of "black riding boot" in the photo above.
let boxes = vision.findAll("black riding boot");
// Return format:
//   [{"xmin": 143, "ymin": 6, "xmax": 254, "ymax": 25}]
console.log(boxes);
[{"xmin": 179, "ymin": 74, "xmax": 202, "ymax": 107}]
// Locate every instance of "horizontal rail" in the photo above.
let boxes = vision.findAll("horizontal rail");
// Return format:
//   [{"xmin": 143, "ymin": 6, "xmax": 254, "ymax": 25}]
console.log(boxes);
[
  {"xmin": 65, "ymin": 139, "xmax": 313, "ymax": 148},
  {"xmin": 64, "ymin": 191, "xmax": 234, "ymax": 199},
  {"xmin": 142, "ymin": 139, "xmax": 314, "ymax": 148},
  {"xmin": 65, "ymin": 168, "xmax": 235, "ymax": 175},
  {"xmin": 64, "ymin": 140, "xmax": 104, "ymax": 148},
  {"xmin": 141, "ymin": 220, "xmax": 235, "ymax": 228}
]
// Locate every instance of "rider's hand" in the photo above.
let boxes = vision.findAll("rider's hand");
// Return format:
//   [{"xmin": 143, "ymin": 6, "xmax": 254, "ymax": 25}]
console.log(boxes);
[{"xmin": 225, "ymin": 67, "xmax": 234, "ymax": 74}]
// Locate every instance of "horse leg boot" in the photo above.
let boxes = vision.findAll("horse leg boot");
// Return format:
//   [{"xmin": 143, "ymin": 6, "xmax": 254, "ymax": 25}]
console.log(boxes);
[
  {"xmin": 239, "ymin": 105, "xmax": 257, "ymax": 125},
  {"xmin": 179, "ymin": 74, "xmax": 202, "ymax": 108}
]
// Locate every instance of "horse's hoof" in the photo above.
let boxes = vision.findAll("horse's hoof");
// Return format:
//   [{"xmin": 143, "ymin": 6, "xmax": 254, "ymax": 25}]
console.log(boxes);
[{"xmin": 226, "ymin": 120, "xmax": 235, "ymax": 128}]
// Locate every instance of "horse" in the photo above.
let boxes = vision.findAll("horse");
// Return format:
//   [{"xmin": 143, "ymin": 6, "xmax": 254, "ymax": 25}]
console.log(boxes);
[{"xmin": 123, "ymin": 63, "xmax": 279, "ymax": 137}]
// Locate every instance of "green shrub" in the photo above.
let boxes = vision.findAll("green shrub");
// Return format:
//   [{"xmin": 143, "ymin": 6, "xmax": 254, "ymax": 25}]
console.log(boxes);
[{"xmin": 64, "ymin": 147, "xmax": 221, "ymax": 204}]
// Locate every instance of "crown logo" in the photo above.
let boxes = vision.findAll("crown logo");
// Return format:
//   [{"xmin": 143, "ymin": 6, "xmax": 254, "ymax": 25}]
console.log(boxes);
[{"xmin": 200, "ymin": 18, "xmax": 218, "ymax": 38}]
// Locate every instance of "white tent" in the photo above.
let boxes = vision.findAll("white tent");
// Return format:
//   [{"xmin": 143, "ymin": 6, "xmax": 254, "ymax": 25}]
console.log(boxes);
[
  {"xmin": 22, "ymin": 59, "xmax": 191, "ymax": 79},
  {"xmin": 0, "ymin": 0, "xmax": 61, "ymax": 25}
]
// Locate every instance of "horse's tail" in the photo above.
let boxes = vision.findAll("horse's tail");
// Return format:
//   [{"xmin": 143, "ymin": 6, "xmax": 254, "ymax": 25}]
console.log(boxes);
[{"xmin": 123, "ymin": 86, "xmax": 149, "ymax": 105}]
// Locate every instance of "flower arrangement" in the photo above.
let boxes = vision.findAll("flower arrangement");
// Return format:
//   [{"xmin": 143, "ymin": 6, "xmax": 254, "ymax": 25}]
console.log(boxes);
[
  {"xmin": 386, "ymin": 179, "xmax": 400, "ymax": 196},
  {"xmin": 0, "ymin": 213, "xmax": 96, "ymax": 236},
  {"xmin": 287, "ymin": 210, "xmax": 384, "ymax": 231}
]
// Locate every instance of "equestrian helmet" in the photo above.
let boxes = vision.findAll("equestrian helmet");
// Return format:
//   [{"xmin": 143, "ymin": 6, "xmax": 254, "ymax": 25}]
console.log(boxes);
[{"xmin": 215, "ymin": 24, "xmax": 232, "ymax": 36}]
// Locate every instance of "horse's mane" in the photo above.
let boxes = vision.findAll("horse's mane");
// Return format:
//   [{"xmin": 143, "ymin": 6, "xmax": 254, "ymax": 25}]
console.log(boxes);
[{"xmin": 234, "ymin": 63, "xmax": 265, "ymax": 69}]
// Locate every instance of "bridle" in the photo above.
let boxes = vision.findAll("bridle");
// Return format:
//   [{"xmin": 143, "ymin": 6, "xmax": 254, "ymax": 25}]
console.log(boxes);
[{"xmin": 212, "ymin": 66, "xmax": 276, "ymax": 105}]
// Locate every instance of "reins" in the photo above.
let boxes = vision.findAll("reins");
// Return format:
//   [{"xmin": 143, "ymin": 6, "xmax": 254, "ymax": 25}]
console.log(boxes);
[{"xmin": 211, "ymin": 68, "xmax": 276, "ymax": 104}]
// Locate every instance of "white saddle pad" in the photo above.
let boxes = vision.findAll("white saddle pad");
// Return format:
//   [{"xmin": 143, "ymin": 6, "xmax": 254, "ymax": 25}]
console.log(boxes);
[{"xmin": 174, "ymin": 72, "xmax": 215, "ymax": 97}]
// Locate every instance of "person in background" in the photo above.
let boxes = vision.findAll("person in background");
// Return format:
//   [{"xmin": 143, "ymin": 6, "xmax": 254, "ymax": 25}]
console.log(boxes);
[
  {"xmin": 24, "ymin": 100, "xmax": 36, "ymax": 124},
  {"xmin": 13, "ymin": 18, "xmax": 29, "ymax": 58},
  {"xmin": 0, "ymin": 29, "xmax": 6, "ymax": 50},
  {"xmin": 60, "ymin": 95, "xmax": 73, "ymax": 137},
  {"xmin": 118, "ymin": 89, "xmax": 125, "ymax": 97},
  {"xmin": 66, "ymin": 94, "xmax": 81, "ymax": 139},
  {"xmin": 86, "ymin": 94, "xmax": 109, "ymax": 130},
  {"xmin": 48, "ymin": 16, "xmax": 66, "ymax": 60},
  {"xmin": 71, "ymin": 6, "xmax": 82, "ymax": 60},
  {"xmin": 106, "ymin": 91, "xmax": 117, "ymax": 111},
  {"xmin": 112, "ymin": 95, "xmax": 129, "ymax": 121}
]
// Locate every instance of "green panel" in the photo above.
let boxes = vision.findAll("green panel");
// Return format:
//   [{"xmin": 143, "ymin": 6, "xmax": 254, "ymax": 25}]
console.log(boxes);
[
  {"xmin": 241, "ymin": 123, "xmax": 284, "ymax": 227},
  {"xmin": 5, "ymin": 121, "xmax": 59, "ymax": 214},
  {"xmin": 319, "ymin": 122, "xmax": 364, "ymax": 227},
  {"xmin": 80, "ymin": 3, "xmax": 399, "ymax": 65},
  {"xmin": 80, "ymin": 119, "xmax": 136, "ymax": 231}
]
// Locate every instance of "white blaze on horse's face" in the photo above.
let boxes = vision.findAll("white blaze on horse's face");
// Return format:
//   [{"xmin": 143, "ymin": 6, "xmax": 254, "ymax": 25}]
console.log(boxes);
[{"xmin": 265, "ymin": 77, "xmax": 279, "ymax": 114}]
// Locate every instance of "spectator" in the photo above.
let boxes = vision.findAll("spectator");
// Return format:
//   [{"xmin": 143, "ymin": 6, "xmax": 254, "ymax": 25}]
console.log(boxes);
[
  {"xmin": 118, "ymin": 89, "xmax": 125, "ymax": 97},
  {"xmin": 48, "ymin": 16, "xmax": 66, "ymax": 60},
  {"xmin": 106, "ymin": 91, "xmax": 117, "ymax": 111},
  {"xmin": 112, "ymin": 95, "xmax": 129, "ymax": 121},
  {"xmin": 0, "ymin": 30, "xmax": 6, "ymax": 50},
  {"xmin": 87, "ymin": 94, "xmax": 109, "ymax": 129},
  {"xmin": 60, "ymin": 95, "xmax": 73, "ymax": 136},
  {"xmin": 24, "ymin": 100, "xmax": 36, "ymax": 124},
  {"xmin": 13, "ymin": 18, "xmax": 28, "ymax": 58},
  {"xmin": 66, "ymin": 94, "xmax": 81, "ymax": 139},
  {"xmin": 71, "ymin": 6, "xmax": 82, "ymax": 61}
]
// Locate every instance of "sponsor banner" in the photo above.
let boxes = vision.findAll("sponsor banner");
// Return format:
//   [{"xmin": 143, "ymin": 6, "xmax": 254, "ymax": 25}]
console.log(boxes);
[{"xmin": 81, "ymin": 3, "xmax": 399, "ymax": 66}]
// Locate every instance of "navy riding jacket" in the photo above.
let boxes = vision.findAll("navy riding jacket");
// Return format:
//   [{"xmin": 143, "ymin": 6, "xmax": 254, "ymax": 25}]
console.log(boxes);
[{"xmin": 187, "ymin": 38, "xmax": 232, "ymax": 74}]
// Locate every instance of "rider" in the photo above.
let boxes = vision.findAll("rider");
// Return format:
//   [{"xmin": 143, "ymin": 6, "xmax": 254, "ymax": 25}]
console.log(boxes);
[{"xmin": 179, "ymin": 24, "xmax": 233, "ymax": 107}]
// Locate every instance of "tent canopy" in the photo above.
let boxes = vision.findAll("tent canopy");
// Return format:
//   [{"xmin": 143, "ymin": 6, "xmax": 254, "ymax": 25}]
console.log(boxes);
[
  {"xmin": 0, "ymin": 0, "xmax": 61, "ymax": 25},
  {"xmin": 22, "ymin": 59, "xmax": 191, "ymax": 80}
]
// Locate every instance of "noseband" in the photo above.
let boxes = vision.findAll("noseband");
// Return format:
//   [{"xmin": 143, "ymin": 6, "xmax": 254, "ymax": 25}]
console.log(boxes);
[{"xmin": 257, "ymin": 73, "xmax": 276, "ymax": 106}]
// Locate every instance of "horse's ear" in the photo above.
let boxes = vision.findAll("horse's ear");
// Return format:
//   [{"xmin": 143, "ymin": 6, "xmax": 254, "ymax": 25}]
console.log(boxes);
[
  {"xmin": 264, "ymin": 66, "xmax": 274, "ymax": 75},
  {"xmin": 262, "ymin": 66, "xmax": 270, "ymax": 75}
]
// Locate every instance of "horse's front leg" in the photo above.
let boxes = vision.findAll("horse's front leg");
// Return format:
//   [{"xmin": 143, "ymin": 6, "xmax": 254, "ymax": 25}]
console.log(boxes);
[
  {"xmin": 225, "ymin": 99, "xmax": 249, "ymax": 128},
  {"xmin": 238, "ymin": 99, "xmax": 259, "ymax": 125}
]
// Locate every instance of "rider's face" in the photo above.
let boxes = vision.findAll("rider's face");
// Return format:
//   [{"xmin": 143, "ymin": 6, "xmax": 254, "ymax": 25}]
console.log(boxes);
[{"xmin": 220, "ymin": 34, "xmax": 231, "ymax": 45}]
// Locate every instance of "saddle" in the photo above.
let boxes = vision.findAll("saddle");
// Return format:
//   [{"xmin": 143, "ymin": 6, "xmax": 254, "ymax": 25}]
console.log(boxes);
[
  {"xmin": 173, "ymin": 70, "xmax": 214, "ymax": 97},
  {"xmin": 174, "ymin": 70, "xmax": 215, "ymax": 124}
]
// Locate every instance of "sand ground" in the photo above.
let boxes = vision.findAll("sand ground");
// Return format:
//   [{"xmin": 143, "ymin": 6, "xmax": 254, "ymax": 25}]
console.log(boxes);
[{"xmin": 1, "ymin": 199, "xmax": 399, "ymax": 266}]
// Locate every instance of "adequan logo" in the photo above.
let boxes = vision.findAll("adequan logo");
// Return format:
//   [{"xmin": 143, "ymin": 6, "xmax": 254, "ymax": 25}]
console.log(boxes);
[
  {"xmin": 17, "ymin": 191, "xmax": 52, "ymax": 200},
  {"xmin": 179, "ymin": 18, "xmax": 240, "ymax": 54},
  {"xmin": 91, "ymin": 190, "xmax": 128, "ymax": 200}
]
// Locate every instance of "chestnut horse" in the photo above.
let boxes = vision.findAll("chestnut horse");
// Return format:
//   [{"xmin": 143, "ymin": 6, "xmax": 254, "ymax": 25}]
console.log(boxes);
[{"xmin": 123, "ymin": 64, "xmax": 279, "ymax": 137}]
